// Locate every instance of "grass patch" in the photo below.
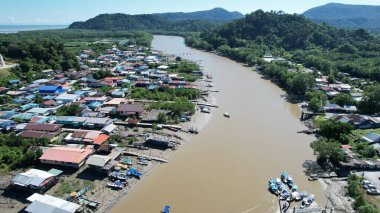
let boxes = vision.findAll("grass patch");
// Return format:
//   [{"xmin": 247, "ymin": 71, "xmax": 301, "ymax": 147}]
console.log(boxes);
[
  {"xmin": 53, "ymin": 179, "xmax": 94, "ymax": 198},
  {"xmin": 0, "ymin": 67, "xmax": 11, "ymax": 78},
  {"xmin": 312, "ymin": 115, "xmax": 325, "ymax": 127}
]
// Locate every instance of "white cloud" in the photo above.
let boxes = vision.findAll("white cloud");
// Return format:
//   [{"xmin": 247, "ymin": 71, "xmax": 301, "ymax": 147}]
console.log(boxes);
[{"xmin": 7, "ymin": 16, "xmax": 16, "ymax": 23}]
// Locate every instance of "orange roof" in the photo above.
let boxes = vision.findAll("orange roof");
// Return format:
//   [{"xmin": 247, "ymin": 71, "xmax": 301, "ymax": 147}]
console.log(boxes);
[
  {"xmin": 93, "ymin": 134, "xmax": 109, "ymax": 145},
  {"xmin": 39, "ymin": 147, "xmax": 93, "ymax": 164}
]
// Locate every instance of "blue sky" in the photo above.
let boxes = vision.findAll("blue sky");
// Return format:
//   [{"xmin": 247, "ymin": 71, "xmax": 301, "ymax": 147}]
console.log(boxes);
[{"xmin": 2, "ymin": 0, "xmax": 380, "ymax": 24}]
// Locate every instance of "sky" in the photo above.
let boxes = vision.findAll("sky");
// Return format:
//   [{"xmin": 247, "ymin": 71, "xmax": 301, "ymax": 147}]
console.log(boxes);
[{"xmin": 1, "ymin": 0, "xmax": 380, "ymax": 25}]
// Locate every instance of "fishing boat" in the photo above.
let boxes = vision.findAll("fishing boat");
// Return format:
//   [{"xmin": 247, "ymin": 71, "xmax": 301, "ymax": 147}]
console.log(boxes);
[
  {"xmin": 188, "ymin": 127, "xmax": 199, "ymax": 134},
  {"xmin": 299, "ymin": 191, "xmax": 308, "ymax": 200},
  {"xmin": 109, "ymin": 171, "xmax": 128, "ymax": 180},
  {"xmin": 137, "ymin": 159, "xmax": 149, "ymax": 165},
  {"xmin": 308, "ymin": 174, "xmax": 318, "ymax": 181},
  {"xmin": 281, "ymin": 171, "xmax": 288, "ymax": 183},
  {"xmin": 269, "ymin": 183, "xmax": 279, "ymax": 195},
  {"xmin": 300, "ymin": 198, "xmax": 307, "ymax": 209},
  {"xmin": 280, "ymin": 189, "xmax": 290, "ymax": 200},
  {"xmin": 291, "ymin": 191, "xmax": 301, "ymax": 201},
  {"xmin": 276, "ymin": 178, "xmax": 282, "ymax": 186},
  {"xmin": 269, "ymin": 178, "xmax": 276, "ymax": 185},
  {"xmin": 367, "ymin": 188, "xmax": 380, "ymax": 195},
  {"xmin": 200, "ymin": 107, "xmax": 211, "ymax": 113},
  {"xmin": 287, "ymin": 176, "xmax": 294, "ymax": 188},
  {"xmin": 223, "ymin": 112, "xmax": 230, "ymax": 118},
  {"xmin": 127, "ymin": 168, "xmax": 143, "ymax": 179},
  {"xmin": 162, "ymin": 205, "xmax": 171, "ymax": 213},
  {"xmin": 291, "ymin": 184, "xmax": 298, "ymax": 192},
  {"xmin": 107, "ymin": 180, "xmax": 124, "ymax": 189},
  {"xmin": 305, "ymin": 194, "xmax": 315, "ymax": 207}
]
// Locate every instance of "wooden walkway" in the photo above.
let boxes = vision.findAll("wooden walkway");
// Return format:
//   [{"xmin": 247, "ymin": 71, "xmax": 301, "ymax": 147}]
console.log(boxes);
[{"xmin": 123, "ymin": 151, "xmax": 169, "ymax": 163}]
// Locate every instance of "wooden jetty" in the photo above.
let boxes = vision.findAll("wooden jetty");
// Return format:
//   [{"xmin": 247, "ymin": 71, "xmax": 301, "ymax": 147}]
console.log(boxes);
[
  {"xmin": 197, "ymin": 103, "xmax": 219, "ymax": 108},
  {"xmin": 123, "ymin": 151, "xmax": 168, "ymax": 163},
  {"xmin": 297, "ymin": 129, "xmax": 318, "ymax": 135},
  {"xmin": 293, "ymin": 206, "xmax": 335, "ymax": 213},
  {"xmin": 301, "ymin": 110, "xmax": 324, "ymax": 120}
]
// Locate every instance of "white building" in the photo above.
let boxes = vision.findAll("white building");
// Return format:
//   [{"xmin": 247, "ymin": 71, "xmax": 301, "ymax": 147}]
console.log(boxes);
[{"xmin": 0, "ymin": 54, "xmax": 4, "ymax": 67}]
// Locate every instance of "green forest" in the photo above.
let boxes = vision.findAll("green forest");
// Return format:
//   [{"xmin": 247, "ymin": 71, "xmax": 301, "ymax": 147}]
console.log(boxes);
[{"xmin": 185, "ymin": 10, "xmax": 380, "ymax": 83}]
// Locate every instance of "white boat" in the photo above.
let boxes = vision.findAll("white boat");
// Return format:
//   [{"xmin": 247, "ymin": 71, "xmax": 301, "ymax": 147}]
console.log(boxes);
[
  {"xmin": 137, "ymin": 160, "xmax": 149, "ymax": 165},
  {"xmin": 201, "ymin": 107, "xmax": 211, "ymax": 113},
  {"xmin": 223, "ymin": 112, "xmax": 230, "ymax": 118}
]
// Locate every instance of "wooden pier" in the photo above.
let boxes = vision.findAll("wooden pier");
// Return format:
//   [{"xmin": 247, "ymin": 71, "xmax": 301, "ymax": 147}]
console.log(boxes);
[
  {"xmin": 123, "ymin": 151, "xmax": 169, "ymax": 163},
  {"xmin": 301, "ymin": 110, "xmax": 324, "ymax": 120},
  {"xmin": 197, "ymin": 103, "xmax": 219, "ymax": 108}
]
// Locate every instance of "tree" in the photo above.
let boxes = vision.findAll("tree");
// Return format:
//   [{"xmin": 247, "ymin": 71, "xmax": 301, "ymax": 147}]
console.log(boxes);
[
  {"xmin": 357, "ymin": 204, "xmax": 378, "ymax": 213},
  {"xmin": 359, "ymin": 84, "xmax": 380, "ymax": 114},
  {"xmin": 34, "ymin": 94, "xmax": 44, "ymax": 104},
  {"xmin": 306, "ymin": 90, "xmax": 327, "ymax": 112},
  {"xmin": 332, "ymin": 93, "xmax": 357, "ymax": 106},
  {"xmin": 287, "ymin": 73, "xmax": 315, "ymax": 95},
  {"xmin": 319, "ymin": 119, "xmax": 353, "ymax": 140},
  {"xmin": 352, "ymin": 142, "xmax": 378, "ymax": 159},
  {"xmin": 57, "ymin": 104, "xmax": 81, "ymax": 116},
  {"xmin": 19, "ymin": 62, "xmax": 31, "ymax": 73},
  {"xmin": 310, "ymin": 138, "xmax": 346, "ymax": 165}
]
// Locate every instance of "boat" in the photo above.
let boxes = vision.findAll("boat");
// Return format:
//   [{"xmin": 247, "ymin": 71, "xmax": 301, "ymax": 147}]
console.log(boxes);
[
  {"xmin": 281, "ymin": 171, "xmax": 288, "ymax": 183},
  {"xmin": 109, "ymin": 171, "xmax": 128, "ymax": 180},
  {"xmin": 107, "ymin": 180, "xmax": 124, "ymax": 189},
  {"xmin": 279, "ymin": 200, "xmax": 290, "ymax": 213},
  {"xmin": 78, "ymin": 197, "xmax": 101, "ymax": 210},
  {"xmin": 200, "ymin": 107, "xmax": 211, "ymax": 113},
  {"xmin": 308, "ymin": 174, "xmax": 318, "ymax": 181},
  {"xmin": 269, "ymin": 183, "xmax": 279, "ymax": 195},
  {"xmin": 223, "ymin": 112, "xmax": 230, "ymax": 118},
  {"xmin": 188, "ymin": 127, "xmax": 199, "ymax": 134},
  {"xmin": 127, "ymin": 168, "xmax": 143, "ymax": 179},
  {"xmin": 280, "ymin": 189, "xmax": 290, "ymax": 200},
  {"xmin": 367, "ymin": 188, "xmax": 380, "ymax": 195},
  {"xmin": 162, "ymin": 205, "xmax": 171, "ymax": 213},
  {"xmin": 287, "ymin": 176, "xmax": 294, "ymax": 188},
  {"xmin": 299, "ymin": 191, "xmax": 308, "ymax": 200},
  {"xmin": 276, "ymin": 178, "xmax": 282, "ymax": 186},
  {"xmin": 291, "ymin": 191, "xmax": 301, "ymax": 201},
  {"xmin": 269, "ymin": 178, "xmax": 276, "ymax": 185},
  {"xmin": 291, "ymin": 184, "xmax": 298, "ymax": 192},
  {"xmin": 306, "ymin": 194, "xmax": 315, "ymax": 206},
  {"xmin": 300, "ymin": 198, "xmax": 307, "ymax": 209},
  {"xmin": 137, "ymin": 160, "xmax": 149, "ymax": 165}
]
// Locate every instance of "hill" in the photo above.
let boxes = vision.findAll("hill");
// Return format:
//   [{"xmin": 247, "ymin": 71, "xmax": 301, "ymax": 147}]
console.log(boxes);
[
  {"xmin": 155, "ymin": 7, "xmax": 243, "ymax": 22},
  {"xmin": 303, "ymin": 3, "xmax": 380, "ymax": 31},
  {"xmin": 68, "ymin": 8, "xmax": 243, "ymax": 32},
  {"xmin": 185, "ymin": 10, "xmax": 380, "ymax": 82}
]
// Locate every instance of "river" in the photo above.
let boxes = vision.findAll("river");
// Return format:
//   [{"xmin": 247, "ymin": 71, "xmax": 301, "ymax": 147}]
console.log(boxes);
[{"xmin": 112, "ymin": 35, "xmax": 325, "ymax": 212}]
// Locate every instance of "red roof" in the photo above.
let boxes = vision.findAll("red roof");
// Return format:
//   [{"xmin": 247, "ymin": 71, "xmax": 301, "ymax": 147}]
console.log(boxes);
[
  {"xmin": 341, "ymin": 145, "xmax": 352, "ymax": 149},
  {"xmin": 93, "ymin": 134, "xmax": 109, "ymax": 145},
  {"xmin": 40, "ymin": 147, "xmax": 93, "ymax": 164}
]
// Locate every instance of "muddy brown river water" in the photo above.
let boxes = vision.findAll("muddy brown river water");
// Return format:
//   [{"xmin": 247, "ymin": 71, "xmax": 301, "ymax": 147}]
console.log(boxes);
[{"xmin": 112, "ymin": 35, "xmax": 325, "ymax": 213}]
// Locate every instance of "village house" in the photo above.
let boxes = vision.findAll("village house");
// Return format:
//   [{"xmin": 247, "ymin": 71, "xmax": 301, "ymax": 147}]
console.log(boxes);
[
  {"xmin": 103, "ymin": 98, "xmax": 127, "ymax": 107},
  {"xmin": 65, "ymin": 130, "xmax": 109, "ymax": 145},
  {"xmin": 11, "ymin": 169, "xmax": 57, "ymax": 192},
  {"xmin": 25, "ymin": 193, "xmax": 81, "ymax": 213},
  {"xmin": 116, "ymin": 103, "xmax": 144, "ymax": 117},
  {"xmin": 55, "ymin": 93, "xmax": 80, "ymax": 103},
  {"xmin": 38, "ymin": 85, "xmax": 65, "ymax": 96},
  {"xmin": 86, "ymin": 154, "xmax": 114, "ymax": 173},
  {"xmin": 39, "ymin": 147, "xmax": 93, "ymax": 168}
]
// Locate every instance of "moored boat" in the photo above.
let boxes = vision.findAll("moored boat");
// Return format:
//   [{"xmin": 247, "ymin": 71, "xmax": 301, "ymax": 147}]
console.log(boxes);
[
  {"xmin": 162, "ymin": 205, "xmax": 171, "ymax": 213},
  {"xmin": 287, "ymin": 176, "xmax": 294, "ymax": 188},
  {"xmin": 137, "ymin": 159, "xmax": 149, "ymax": 165},
  {"xmin": 107, "ymin": 180, "xmax": 124, "ymax": 189},
  {"xmin": 223, "ymin": 112, "xmax": 230, "ymax": 118},
  {"xmin": 306, "ymin": 194, "xmax": 315, "ymax": 206},
  {"xmin": 280, "ymin": 189, "xmax": 290, "ymax": 200},
  {"xmin": 269, "ymin": 183, "xmax": 279, "ymax": 195},
  {"xmin": 281, "ymin": 171, "xmax": 288, "ymax": 183}
]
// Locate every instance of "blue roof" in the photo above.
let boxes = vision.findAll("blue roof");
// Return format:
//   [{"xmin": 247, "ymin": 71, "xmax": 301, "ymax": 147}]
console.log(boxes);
[
  {"xmin": 8, "ymin": 79, "xmax": 20, "ymax": 84},
  {"xmin": 0, "ymin": 111, "xmax": 16, "ymax": 119},
  {"xmin": 148, "ymin": 85, "xmax": 158, "ymax": 90},
  {"xmin": 42, "ymin": 95, "xmax": 55, "ymax": 100},
  {"xmin": 364, "ymin": 132, "xmax": 380, "ymax": 142},
  {"xmin": 38, "ymin": 85, "xmax": 63, "ymax": 93},
  {"xmin": 88, "ymin": 102, "xmax": 102, "ymax": 108},
  {"xmin": 24, "ymin": 94, "xmax": 36, "ymax": 100}
]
